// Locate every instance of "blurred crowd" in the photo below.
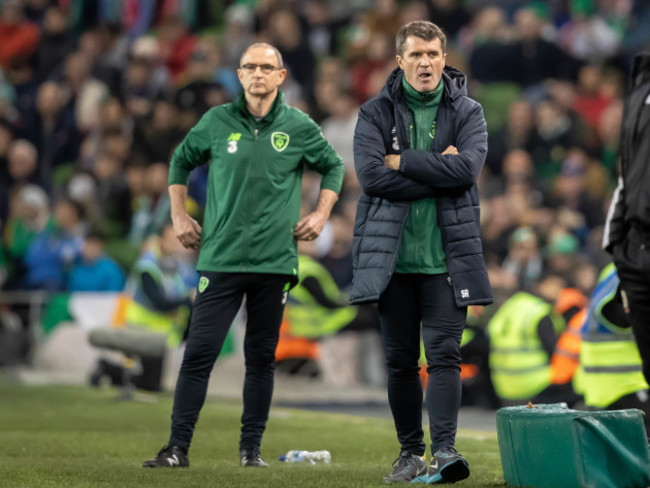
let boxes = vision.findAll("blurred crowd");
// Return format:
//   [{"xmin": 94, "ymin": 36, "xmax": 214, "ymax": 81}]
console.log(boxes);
[{"xmin": 1, "ymin": 0, "xmax": 650, "ymax": 391}]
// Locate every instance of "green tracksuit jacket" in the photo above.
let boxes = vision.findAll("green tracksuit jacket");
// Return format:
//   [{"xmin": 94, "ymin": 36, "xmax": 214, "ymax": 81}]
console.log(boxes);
[{"xmin": 168, "ymin": 90, "xmax": 344, "ymax": 279}]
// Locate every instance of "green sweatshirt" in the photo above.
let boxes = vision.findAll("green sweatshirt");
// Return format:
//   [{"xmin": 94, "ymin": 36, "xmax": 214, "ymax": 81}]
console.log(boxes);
[
  {"xmin": 395, "ymin": 77, "xmax": 447, "ymax": 274},
  {"xmin": 168, "ymin": 90, "xmax": 344, "ymax": 278}
]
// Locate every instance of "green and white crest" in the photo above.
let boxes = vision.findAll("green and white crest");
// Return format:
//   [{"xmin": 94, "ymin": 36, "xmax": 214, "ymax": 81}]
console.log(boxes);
[
  {"xmin": 198, "ymin": 276, "xmax": 209, "ymax": 293},
  {"xmin": 271, "ymin": 132, "xmax": 290, "ymax": 152}
]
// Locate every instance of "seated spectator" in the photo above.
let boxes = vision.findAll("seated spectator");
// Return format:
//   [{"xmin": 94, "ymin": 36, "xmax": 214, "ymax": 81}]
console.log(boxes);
[
  {"xmin": 598, "ymin": 99, "xmax": 623, "ymax": 182},
  {"xmin": 221, "ymin": 4, "xmax": 254, "ymax": 71},
  {"xmin": 17, "ymin": 81, "xmax": 80, "ymax": 184},
  {"xmin": 157, "ymin": 14, "xmax": 197, "ymax": 84},
  {"xmin": 320, "ymin": 90, "xmax": 358, "ymax": 173},
  {"xmin": 121, "ymin": 45, "xmax": 168, "ymax": 120},
  {"xmin": 3, "ymin": 184, "xmax": 50, "ymax": 288},
  {"xmin": 0, "ymin": 138, "xmax": 41, "ymax": 223},
  {"xmin": 68, "ymin": 231, "xmax": 125, "ymax": 292},
  {"xmin": 268, "ymin": 9, "xmax": 316, "ymax": 99},
  {"xmin": 174, "ymin": 41, "xmax": 230, "ymax": 130},
  {"xmin": 426, "ymin": 0, "xmax": 471, "ymax": 41},
  {"xmin": 93, "ymin": 152, "xmax": 132, "ymax": 238},
  {"xmin": 0, "ymin": 1, "xmax": 39, "ymax": 70},
  {"xmin": 22, "ymin": 197, "xmax": 85, "ymax": 291},
  {"xmin": 62, "ymin": 51, "xmax": 110, "ymax": 134},
  {"xmin": 513, "ymin": 7, "xmax": 579, "ymax": 86},
  {"xmin": 481, "ymin": 195, "xmax": 519, "ymax": 266},
  {"xmin": 544, "ymin": 228, "xmax": 580, "ymax": 279},
  {"xmin": 502, "ymin": 227, "xmax": 544, "ymax": 292},
  {"xmin": 132, "ymin": 98, "xmax": 183, "ymax": 164},
  {"xmin": 485, "ymin": 100, "xmax": 535, "ymax": 176},
  {"xmin": 33, "ymin": 6, "xmax": 75, "ymax": 83},
  {"xmin": 553, "ymin": 148, "xmax": 606, "ymax": 234},
  {"xmin": 468, "ymin": 7, "xmax": 519, "ymax": 84},
  {"xmin": 559, "ymin": 2, "xmax": 620, "ymax": 63},
  {"xmin": 529, "ymin": 99, "xmax": 583, "ymax": 181},
  {"xmin": 573, "ymin": 64, "xmax": 614, "ymax": 131},
  {"xmin": 128, "ymin": 162, "xmax": 173, "ymax": 246}
]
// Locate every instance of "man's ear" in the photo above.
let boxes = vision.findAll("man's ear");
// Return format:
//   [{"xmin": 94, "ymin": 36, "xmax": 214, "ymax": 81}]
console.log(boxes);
[{"xmin": 396, "ymin": 55, "xmax": 403, "ymax": 70}]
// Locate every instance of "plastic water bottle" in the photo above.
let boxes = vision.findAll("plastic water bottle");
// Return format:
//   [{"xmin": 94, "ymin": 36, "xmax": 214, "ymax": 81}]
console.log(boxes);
[{"xmin": 279, "ymin": 450, "xmax": 331, "ymax": 464}]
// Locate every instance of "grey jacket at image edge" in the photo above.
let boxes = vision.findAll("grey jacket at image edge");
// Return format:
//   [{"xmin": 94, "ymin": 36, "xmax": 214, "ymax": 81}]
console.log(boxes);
[{"xmin": 350, "ymin": 66, "xmax": 493, "ymax": 307}]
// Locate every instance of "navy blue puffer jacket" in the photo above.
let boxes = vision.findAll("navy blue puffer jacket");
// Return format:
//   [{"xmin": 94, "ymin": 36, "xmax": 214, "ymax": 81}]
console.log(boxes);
[{"xmin": 350, "ymin": 66, "xmax": 493, "ymax": 307}]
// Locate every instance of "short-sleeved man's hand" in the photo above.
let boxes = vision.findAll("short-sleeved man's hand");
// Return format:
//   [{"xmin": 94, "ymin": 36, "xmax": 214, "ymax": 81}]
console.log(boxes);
[
  {"xmin": 294, "ymin": 211, "xmax": 327, "ymax": 241},
  {"xmin": 172, "ymin": 213, "xmax": 202, "ymax": 250},
  {"xmin": 385, "ymin": 154, "xmax": 401, "ymax": 170}
]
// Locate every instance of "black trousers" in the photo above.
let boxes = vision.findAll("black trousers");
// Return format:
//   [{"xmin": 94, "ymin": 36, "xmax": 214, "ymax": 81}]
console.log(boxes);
[
  {"xmin": 169, "ymin": 272, "xmax": 291, "ymax": 451},
  {"xmin": 378, "ymin": 273, "xmax": 467, "ymax": 455},
  {"xmin": 614, "ymin": 228, "xmax": 650, "ymax": 387}
]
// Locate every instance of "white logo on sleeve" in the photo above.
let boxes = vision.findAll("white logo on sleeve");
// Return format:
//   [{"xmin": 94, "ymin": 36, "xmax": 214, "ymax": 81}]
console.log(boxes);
[
  {"xmin": 167, "ymin": 454, "xmax": 180, "ymax": 466},
  {"xmin": 391, "ymin": 126, "xmax": 399, "ymax": 151},
  {"xmin": 461, "ymin": 289, "xmax": 470, "ymax": 298}
]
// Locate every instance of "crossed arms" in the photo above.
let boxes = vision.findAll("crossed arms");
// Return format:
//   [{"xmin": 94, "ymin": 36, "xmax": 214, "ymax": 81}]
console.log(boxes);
[{"xmin": 353, "ymin": 102, "xmax": 487, "ymax": 202}]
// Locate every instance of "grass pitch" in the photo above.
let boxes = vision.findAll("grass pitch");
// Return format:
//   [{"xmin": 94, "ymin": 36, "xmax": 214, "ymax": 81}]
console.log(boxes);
[{"xmin": 0, "ymin": 384, "xmax": 505, "ymax": 487}]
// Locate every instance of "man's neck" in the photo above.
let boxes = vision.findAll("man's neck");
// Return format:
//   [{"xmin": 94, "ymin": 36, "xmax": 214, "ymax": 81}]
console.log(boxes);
[{"xmin": 245, "ymin": 90, "xmax": 277, "ymax": 118}]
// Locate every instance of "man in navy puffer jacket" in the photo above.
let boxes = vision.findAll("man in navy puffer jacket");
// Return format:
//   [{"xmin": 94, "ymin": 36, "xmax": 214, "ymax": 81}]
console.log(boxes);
[{"xmin": 351, "ymin": 21, "xmax": 492, "ymax": 485}]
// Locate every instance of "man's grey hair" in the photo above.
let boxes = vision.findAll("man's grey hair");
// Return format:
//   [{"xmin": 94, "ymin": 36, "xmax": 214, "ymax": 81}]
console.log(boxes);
[
  {"xmin": 396, "ymin": 21, "xmax": 447, "ymax": 56},
  {"xmin": 240, "ymin": 42, "xmax": 284, "ymax": 68}
]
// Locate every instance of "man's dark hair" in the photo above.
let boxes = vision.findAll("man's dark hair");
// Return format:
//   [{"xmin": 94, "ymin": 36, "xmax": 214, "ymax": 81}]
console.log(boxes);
[
  {"xmin": 396, "ymin": 21, "xmax": 447, "ymax": 56},
  {"xmin": 61, "ymin": 197, "xmax": 86, "ymax": 221},
  {"xmin": 86, "ymin": 228, "xmax": 106, "ymax": 242}
]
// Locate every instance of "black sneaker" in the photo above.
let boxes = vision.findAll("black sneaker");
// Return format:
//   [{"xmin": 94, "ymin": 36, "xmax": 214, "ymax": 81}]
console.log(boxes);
[
  {"xmin": 142, "ymin": 445, "xmax": 189, "ymax": 468},
  {"xmin": 411, "ymin": 447, "xmax": 469, "ymax": 484},
  {"xmin": 240, "ymin": 449, "xmax": 269, "ymax": 467},
  {"xmin": 384, "ymin": 452, "xmax": 427, "ymax": 483}
]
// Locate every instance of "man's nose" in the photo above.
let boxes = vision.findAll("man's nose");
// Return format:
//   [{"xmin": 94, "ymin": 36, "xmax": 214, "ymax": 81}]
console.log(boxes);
[{"xmin": 419, "ymin": 56, "xmax": 431, "ymax": 67}]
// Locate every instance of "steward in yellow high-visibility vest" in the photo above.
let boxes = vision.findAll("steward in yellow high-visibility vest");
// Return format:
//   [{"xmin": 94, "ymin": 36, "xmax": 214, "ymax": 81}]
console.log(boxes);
[
  {"xmin": 125, "ymin": 229, "xmax": 195, "ymax": 349},
  {"xmin": 276, "ymin": 253, "xmax": 380, "ymax": 380},
  {"xmin": 579, "ymin": 263, "xmax": 649, "ymax": 433},
  {"xmin": 285, "ymin": 255, "xmax": 358, "ymax": 339},
  {"xmin": 488, "ymin": 291, "xmax": 565, "ymax": 402}
]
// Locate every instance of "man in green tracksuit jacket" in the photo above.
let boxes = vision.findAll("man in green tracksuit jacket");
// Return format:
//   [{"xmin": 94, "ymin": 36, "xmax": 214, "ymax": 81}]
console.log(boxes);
[{"xmin": 143, "ymin": 42, "xmax": 344, "ymax": 469}]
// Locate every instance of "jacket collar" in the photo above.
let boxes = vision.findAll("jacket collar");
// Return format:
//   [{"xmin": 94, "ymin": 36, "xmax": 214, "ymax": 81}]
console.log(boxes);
[
  {"xmin": 234, "ymin": 89, "xmax": 285, "ymax": 123},
  {"xmin": 381, "ymin": 65, "xmax": 467, "ymax": 108}
]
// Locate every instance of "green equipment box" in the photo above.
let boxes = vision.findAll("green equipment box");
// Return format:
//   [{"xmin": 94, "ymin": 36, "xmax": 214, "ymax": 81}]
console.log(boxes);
[{"xmin": 496, "ymin": 404, "xmax": 650, "ymax": 488}]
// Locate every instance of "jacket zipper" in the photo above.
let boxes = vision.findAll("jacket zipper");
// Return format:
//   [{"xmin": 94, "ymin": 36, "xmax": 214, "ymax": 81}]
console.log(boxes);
[
  {"xmin": 244, "ymin": 126, "xmax": 260, "ymax": 270},
  {"xmin": 435, "ymin": 102, "xmax": 455, "ymax": 294},
  {"xmin": 387, "ymin": 102, "xmax": 412, "ymax": 277}
]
